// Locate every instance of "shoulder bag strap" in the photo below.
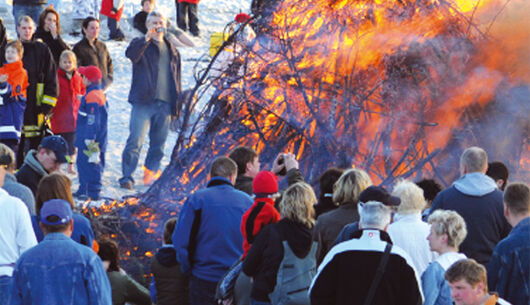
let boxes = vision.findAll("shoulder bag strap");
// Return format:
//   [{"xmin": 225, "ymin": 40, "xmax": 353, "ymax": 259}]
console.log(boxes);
[{"xmin": 363, "ymin": 243, "xmax": 392, "ymax": 305}]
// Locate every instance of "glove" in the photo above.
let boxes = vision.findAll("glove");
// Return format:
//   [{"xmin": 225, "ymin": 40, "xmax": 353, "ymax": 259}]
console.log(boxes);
[{"xmin": 83, "ymin": 140, "xmax": 100, "ymax": 164}]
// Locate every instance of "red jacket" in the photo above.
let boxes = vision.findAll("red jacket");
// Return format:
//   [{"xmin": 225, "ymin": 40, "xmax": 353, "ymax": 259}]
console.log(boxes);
[
  {"xmin": 178, "ymin": 0, "xmax": 200, "ymax": 4},
  {"xmin": 100, "ymin": 0, "xmax": 125, "ymax": 21},
  {"xmin": 240, "ymin": 197, "xmax": 281, "ymax": 258},
  {"xmin": 51, "ymin": 69, "xmax": 85, "ymax": 133}
]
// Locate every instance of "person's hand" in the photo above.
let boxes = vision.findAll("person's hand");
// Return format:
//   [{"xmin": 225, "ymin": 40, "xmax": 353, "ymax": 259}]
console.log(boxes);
[
  {"xmin": 0, "ymin": 74, "xmax": 7, "ymax": 83},
  {"xmin": 272, "ymin": 153, "xmax": 286, "ymax": 176},
  {"xmin": 49, "ymin": 22, "xmax": 58, "ymax": 39},
  {"xmin": 283, "ymin": 153, "xmax": 299, "ymax": 171}
]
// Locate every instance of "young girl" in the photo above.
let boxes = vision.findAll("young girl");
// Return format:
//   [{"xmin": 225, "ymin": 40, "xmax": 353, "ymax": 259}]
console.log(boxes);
[
  {"xmin": 51, "ymin": 50, "xmax": 85, "ymax": 174},
  {"xmin": 0, "ymin": 40, "xmax": 29, "ymax": 155}
]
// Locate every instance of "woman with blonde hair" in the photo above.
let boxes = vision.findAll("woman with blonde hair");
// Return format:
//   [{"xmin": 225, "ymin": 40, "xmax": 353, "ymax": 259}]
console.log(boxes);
[
  {"xmin": 422, "ymin": 210, "xmax": 467, "ymax": 305},
  {"xmin": 312, "ymin": 168, "xmax": 372, "ymax": 264},
  {"xmin": 243, "ymin": 182, "xmax": 317, "ymax": 305},
  {"xmin": 32, "ymin": 173, "xmax": 97, "ymax": 250}
]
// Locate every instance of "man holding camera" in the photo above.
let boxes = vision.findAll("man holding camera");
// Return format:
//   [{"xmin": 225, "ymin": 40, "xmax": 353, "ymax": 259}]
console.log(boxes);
[{"xmin": 119, "ymin": 11, "xmax": 182, "ymax": 190}]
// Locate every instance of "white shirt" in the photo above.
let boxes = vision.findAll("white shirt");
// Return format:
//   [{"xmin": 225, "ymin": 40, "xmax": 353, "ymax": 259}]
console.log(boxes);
[
  {"xmin": 0, "ymin": 188, "xmax": 37, "ymax": 276},
  {"xmin": 388, "ymin": 213, "xmax": 437, "ymax": 275}
]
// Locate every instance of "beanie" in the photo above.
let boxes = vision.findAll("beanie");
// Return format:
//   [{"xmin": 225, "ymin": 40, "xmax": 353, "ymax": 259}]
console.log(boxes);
[{"xmin": 253, "ymin": 171, "xmax": 279, "ymax": 196}]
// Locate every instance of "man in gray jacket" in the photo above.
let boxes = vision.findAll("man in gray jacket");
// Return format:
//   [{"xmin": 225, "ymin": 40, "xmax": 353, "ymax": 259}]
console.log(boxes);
[{"xmin": 0, "ymin": 144, "xmax": 34, "ymax": 214}]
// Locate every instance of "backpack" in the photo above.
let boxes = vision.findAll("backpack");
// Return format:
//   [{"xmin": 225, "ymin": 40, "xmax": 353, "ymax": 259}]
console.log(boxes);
[{"xmin": 268, "ymin": 241, "xmax": 317, "ymax": 305}]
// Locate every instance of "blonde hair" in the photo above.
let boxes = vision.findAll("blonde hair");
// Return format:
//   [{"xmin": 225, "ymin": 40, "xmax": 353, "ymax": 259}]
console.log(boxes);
[
  {"xmin": 428, "ymin": 210, "xmax": 467, "ymax": 249},
  {"xmin": 332, "ymin": 169, "xmax": 372, "ymax": 206},
  {"xmin": 279, "ymin": 182, "xmax": 316, "ymax": 228},
  {"xmin": 392, "ymin": 180, "xmax": 426, "ymax": 214},
  {"xmin": 59, "ymin": 50, "xmax": 77, "ymax": 67}
]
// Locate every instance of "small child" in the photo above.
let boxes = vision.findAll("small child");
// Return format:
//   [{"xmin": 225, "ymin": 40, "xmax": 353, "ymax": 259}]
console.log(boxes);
[
  {"xmin": 0, "ymin": 40, "xmax": 29, "ymax": 155},
  {"xmin": 75, "ymin": 66, "xmax": 108, "ymax": 200},
  {"xmin": 52, "ymin": 50, "xmax": 86, "ymax": 174},
  {"xmin": 240, "ymin": 170, "xmax": 281, "ymax": 258}
]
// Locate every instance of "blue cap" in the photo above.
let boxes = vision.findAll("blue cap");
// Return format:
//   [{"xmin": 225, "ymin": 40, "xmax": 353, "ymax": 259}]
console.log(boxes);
[
  {"xmin": 40, "ymin": 135, "xmax": 70, "ymax": 163},
  {"xmin": 40, "ymin": 199, "xmax": 73, "ymax": 226}
]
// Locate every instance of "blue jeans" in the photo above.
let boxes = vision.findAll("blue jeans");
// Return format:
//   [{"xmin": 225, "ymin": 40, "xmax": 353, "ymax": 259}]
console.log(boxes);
[
  {"xmin": 108, "ymin": 17, "xmax": 125, "ymax": 39},
  {"xmin": 0, "ymin": 276, "xmax": 12, "ymax": 304},
  {"xmin": 120, "ymin": 101, "xmax": 171, "ymax": 184},
  {"xmin": 189, "ymin": 276, "xmax": 217, "ymax": 305},
  {"xmin": 13, "ymin": 4, "xmax": 45, "ymax": 25}
]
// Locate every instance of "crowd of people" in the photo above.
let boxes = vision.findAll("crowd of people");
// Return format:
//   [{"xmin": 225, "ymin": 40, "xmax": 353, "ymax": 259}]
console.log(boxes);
[{"xmin": 0, "ymin": 1, "xmax": 529, "ymax": 305}]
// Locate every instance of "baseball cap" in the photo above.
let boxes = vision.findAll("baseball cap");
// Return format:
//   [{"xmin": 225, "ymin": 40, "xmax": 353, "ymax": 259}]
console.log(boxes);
[
  {"xmin": 40, "ymin": 199, "xmax": 73, "ymax": 226},
  {"xmin": 359, "ymin": 186, "xmax": 401, "ymax": 206},
  {"xmin": 78, "ymin": 66, "xmax": 103, "ymax": 83},
  {"xmin": 40, "ymin": 135, "xmax": 70, "ymax": 163},
  {"xmin": 253, "ymin": 171, "xmax": 279, "ymax": 197}
]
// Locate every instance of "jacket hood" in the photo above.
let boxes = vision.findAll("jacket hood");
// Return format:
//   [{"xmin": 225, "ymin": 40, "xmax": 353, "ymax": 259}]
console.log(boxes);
[
  {"xmin": 453, "ymin": 172, "xmax": 498, "ymax": 197},
  {"xmin": 278, "ymin": 219, "xmax": 313, "ymax": 257},
  {"xmin": 23, "ymin": 149, "xmax": 48, "ymax": 176},
  {"xmin": 155, "ymin": 245, "xmax": 178, "ymax": 267}
]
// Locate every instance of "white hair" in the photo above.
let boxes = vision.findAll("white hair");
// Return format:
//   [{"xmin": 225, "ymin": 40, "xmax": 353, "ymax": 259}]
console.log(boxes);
[
  {"xmin": 146, "ymin": 11, "xmax": 166, "ymax": 26},
  {"xmin": 392, "ymin": 180, "xmax": 426, "ymax": 214},
  {"xmin": 359, "ymin": 201, "xmax": 391, "ymax": 230}
]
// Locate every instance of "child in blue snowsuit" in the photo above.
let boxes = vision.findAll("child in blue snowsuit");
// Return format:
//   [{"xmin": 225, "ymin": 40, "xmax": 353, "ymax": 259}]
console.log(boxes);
[{"xmin": 75, "ymin": 66, "xmax": 108, "ymax": 200}]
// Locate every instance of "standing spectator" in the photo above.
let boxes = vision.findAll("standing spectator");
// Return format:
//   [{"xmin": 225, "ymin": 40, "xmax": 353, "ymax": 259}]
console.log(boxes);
[
  {"xmin": 310, "ymin": 201, "xmax": 423, "ymax": 305},
  {"xmin": 73, "ymin": 17, "xmax": 113, "ymax": 91},
  {"xmin": 74, "ymin": 65, "xmax": 107, "ymax": 200},
  {"xmin": 422, "ymin": 210, "xmax": 468, "ymax": 305},
  {"xmin": 416, "ymin": 178, "xmax": 443, "ymax": 221},
  {"xmin": 313, "ymin": 168, "xmax": 372, "ymax": 264},
  {"xmin": 446, "ymin": 259, "xmax": 510, "ymax": 305},
  {"xmin": 173, "ymin": 157, "xmax": 252, "ymax": 305},
  {"xmin": 243, "ymin": 182, "xmax": 317, "ymax": 305},
  {"xmin": 12, "ymin": 0, "xmax": 46, "ymax": 27},
  {"xmin": 150, "ymin": 218, "xmax": 189, "ymax": 305},
  {"xmin": 0, "ymin": 163, "xmax": 37, "ymax": 304},
  {"xmin": 16, "ymin": 135, "xmax": 69, "ymax": 196},
  {"xmin": 313, "ymin": 167, "xmax": 344, "ymax": 218},
  {"xmin": 51, "ymin": 50, "xmax": 86, "ymax": 174},
  {"xmin": 486, "ymin": 161, "xmax": 509, "ymax": 191},
  {"xmin": 34, "ymin": 173, "xmax": 97, "ymax": 250},
  {"xmin": 430, "ymin": 146, "xmax": 511, "ymax": 265},
  {"xmin": 134, "ymin": 0, "xmax": 155, "ymax": 35},
  {"xmin": 119, "ymin": 11, "xmax": 182, "ymax": 190},
  {"xmin": 71, "ymin": 0, "xmax": 99, "ymax": 36},
  {"xmin": 100, "ymin": 0, "xmax": 126, "ymax": 41},
  {"xmin": 9, "ymin": 199, "xmax": 112, "ymax": 304},
  {"xmin": 488, "ymin": 182, "xmax": 530, "ymax": 304},
  {"xmin": 97, "ymin": 239, "xmax": 152, "ymax": 305},
  {"xmin": 34, "ymin": 7, "xmax": 69, "ymax": 64},
  {"xmin": 16, "ymin": 16, "xmax": 58, "ymax": 166},
  {"xmin": 0, "ymin": 40, "xmax": 29, "ymax": 154},
  {"xmin": 229, "ymin": 146, "xmax": 260, "ymax": 195},
  {"xmin": 388, "ymin": 180, "xmax": 436, "ymax": 275},
  {"xmin": 0, "ymin": 144, "xmax": 35, "ymax": 214},
  {"xmin": 176, "ymin": 0, "xmax": 200, "ymax": 37}
]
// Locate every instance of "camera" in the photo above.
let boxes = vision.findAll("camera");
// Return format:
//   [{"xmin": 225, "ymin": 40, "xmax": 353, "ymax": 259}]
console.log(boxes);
[{"xmin": 276, "ymin": 154, "xmax": 287, "ymax": 176}]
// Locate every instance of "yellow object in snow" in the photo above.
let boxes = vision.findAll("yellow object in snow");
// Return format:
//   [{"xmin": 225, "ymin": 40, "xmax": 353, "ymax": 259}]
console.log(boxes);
[{"xmin": 210, "ymin": 32, "xmax": 230, "ymax": 57}]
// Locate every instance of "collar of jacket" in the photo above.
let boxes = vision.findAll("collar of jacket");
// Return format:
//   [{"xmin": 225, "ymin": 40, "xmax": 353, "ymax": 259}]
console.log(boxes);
[
  {"xmin": 23, "ymin": 149, "xmax": 48, "ymax": 176},
  {"xmin": 352, "ymin": 229, "xmax": 393, "ymax": 244},
  {"xmin": 207, "ymin": 176, "xmax": 233, "ymax": 188}
]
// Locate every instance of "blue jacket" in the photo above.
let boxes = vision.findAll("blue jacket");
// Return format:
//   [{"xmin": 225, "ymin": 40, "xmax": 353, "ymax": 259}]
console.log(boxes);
[
  {"xmin": 487, "ymin": 217, "xmax": 530, "ymax": 305},
  {"xmin": 9, "ymin": 232, "xmax": 112, "ymax": 305},
  {"xmin": 126, "ymin": 37, "xmax": 181, "ymax": 115},
  {"xmin": 0, "ymin": 81, "xmax": 26, "ymax": 141},
  {"xmin": 31, "ymin": 213, "xmax": 96, "ymax": 249},
  {"xmin": 173, "ymin": 177, "xmax": 252, "ymax": 282},
  {"xmin": 430, "ymin": 173, "xmax": 511, "ymax": 265},
  {"xmin": 421, "ymin": 252, "xmax": 467, "ymax": 305},
  {"xmin": 75, "ymin": 84, "xmax": 108, "ymax": 152}
]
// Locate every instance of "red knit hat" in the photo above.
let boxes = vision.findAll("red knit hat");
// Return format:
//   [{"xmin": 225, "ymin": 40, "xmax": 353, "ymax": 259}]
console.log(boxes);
[
  {"xmin": 78, "ymin": 66, "xmax": 102, "ymax": 83},
  {"xmin": 253, "ymin": 171, "xmax": 279, "ymax": 195},
  {"xmin": 235, "ymin": 13, "xmax": 251, "ymax": 23}
]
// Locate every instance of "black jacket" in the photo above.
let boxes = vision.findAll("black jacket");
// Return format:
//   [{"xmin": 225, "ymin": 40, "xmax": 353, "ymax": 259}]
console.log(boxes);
[
  {"xmin": 310, "ymin": 229, "xmax": 422, "ymax": 305},
  {"xmin": 150, "ymin": 245, "xmax": 189, "ymax": 305},
  {"xmin": 15, "ymin": 150, "xmax": 48, "ymax": 196},
  {"xmin": 133, "ymin": 11, "xmax": 148, "ymax": 34},
  {"xmin": 34, "ymin": 27, "xmax": 70, "ymax": 64},
  {"xmin": 234, "ymin": 175, "xmax": 253, "ymax": 196},
  {"xmin": 242, "ymin": 218, "xmax": 313, "ymax": 302},
  {"xmin": 0, "ymin": 18, "xmax": 6, "ymax": 64},
  {"xmin": 21, "ymin": 39, "xmax": 58, "ymax": 129},
  {"xmin": 73, "ymin": 38, "xmax": 113, "ymax": 90},
  {"xmin": 126, "ymin": 36, "xmax": 182, "ymax": 115}
]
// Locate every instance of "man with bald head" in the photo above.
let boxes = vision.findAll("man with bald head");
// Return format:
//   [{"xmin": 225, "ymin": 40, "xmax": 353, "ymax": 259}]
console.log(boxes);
[{"xmin": 430, "ymin": 147, "xmax": 511, "ymax": 266}]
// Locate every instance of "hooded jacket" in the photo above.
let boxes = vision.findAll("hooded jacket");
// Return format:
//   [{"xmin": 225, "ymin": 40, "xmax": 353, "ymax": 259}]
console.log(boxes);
[
  {"xmin": 150, "ymin": 245, "xmax": 190, "ymax": 305},
  {"xmin": 15, "ymin": 149, "xmax": 48, "ymax": 196},
  {"xmin": 240, "ymin": 197, "xmax": 281, "ymax": 258},
  {"xmin": 51, "ymin": 68, "xmax": 85, "ymax": 133},
  {"xmin": 430, "ymin": 172, "xmax": 511, "ymax": 266},
  {"xmin": 0, "ymin": 60, "xmax": 29, "ymax": 141}
]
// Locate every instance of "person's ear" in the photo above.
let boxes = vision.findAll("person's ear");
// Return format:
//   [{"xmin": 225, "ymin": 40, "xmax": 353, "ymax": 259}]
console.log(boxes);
[{"xmin": 496, "ymin": 180, "xmax": 504, "ymax": 189}]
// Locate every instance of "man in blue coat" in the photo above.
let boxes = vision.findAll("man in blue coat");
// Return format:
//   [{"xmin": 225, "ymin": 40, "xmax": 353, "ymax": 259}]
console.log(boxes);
[
  {"xmin": 173, "ymin": 157, "xmax": 252, "ymax": 305},
  {"xmin": 119, "ymin": 10, "xmax": 182, "ymax": 190},
  {"xmin": 430, "ymin": 146, "xmax": 511, "ymax": 266}
]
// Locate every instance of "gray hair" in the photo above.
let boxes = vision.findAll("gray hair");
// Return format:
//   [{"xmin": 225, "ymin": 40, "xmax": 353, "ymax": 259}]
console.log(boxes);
[
  {"xmin": 359, "ymin": 201, "xmax": 391, "ymax": 230},
  {"xmin": 17, "ymin": 15, "xmax": 35, "ymax": 28},
  {"xmin": 146, "ymin": 11, "xmax": 166, "ymax": 26},
  {"xmin": 428, "ymin": 210, "xmax": 467, "ymax": 249},
  {"xmin": 460, "ymin": 147, "xmax": 488, "ymax": 173}
]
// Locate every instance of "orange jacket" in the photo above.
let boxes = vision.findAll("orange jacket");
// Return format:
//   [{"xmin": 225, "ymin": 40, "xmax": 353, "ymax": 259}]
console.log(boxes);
[{"xmin": 0, "ymin": 60, "xmax": 29, "ymax": 98}]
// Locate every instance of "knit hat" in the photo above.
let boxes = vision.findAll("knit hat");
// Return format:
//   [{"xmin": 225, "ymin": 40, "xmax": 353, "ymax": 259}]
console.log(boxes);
[
  {"xmin": 78, "ymin": 66, "xmax": 103, "ymax": 83},
  {"xmin": 253, "ymin": 171, "xmax": 279, "ymax": 197},
  {"xmin": 235, "ymin": 13, "xmax": 251, "ymax": 23}
]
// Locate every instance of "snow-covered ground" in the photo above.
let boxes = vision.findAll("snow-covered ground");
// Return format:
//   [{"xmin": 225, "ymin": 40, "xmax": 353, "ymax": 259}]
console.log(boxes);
[{"xmin": 1, "ymin": 0, "xmax": 251, "ymax": 201}]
